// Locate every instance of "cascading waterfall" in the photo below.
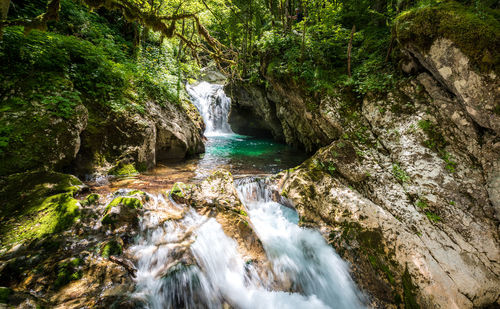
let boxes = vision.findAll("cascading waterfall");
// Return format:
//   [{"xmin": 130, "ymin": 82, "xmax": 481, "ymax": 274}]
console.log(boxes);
[
  {"xmin": 236, "ymin": 178, "xmax": 367, "ymax": 308},
  {"xmin": 186, "ymin": 82, "xmax": 233, "ymax": 135},
  {"xmin": 130, "ymin": 182, "xmax": 366, "ymax": 309},
  {"xmin": 129, "ymin": 82, "xmax": 366, "ymax": 308}
]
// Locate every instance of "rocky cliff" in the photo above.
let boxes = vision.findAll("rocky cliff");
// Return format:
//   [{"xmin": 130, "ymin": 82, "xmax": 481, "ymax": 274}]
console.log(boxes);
[{"xmin": 229, "ymin": 37, "xmax": 500, "ymax": 308}]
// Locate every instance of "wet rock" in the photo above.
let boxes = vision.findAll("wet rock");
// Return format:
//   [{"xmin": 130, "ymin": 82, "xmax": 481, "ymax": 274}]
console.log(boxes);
[
  {"xmin": 74, "ymin": 98, "xmax": 204, "ymax": 176},
  {"xmin": 101, "ymin": 197, "xmax": 143, "ymax": 229},
  {"xmin": 170, "ymin": 170, "xmax": 267, "ymax": 265},
  {"xmin": 225, "ymin": 77, "xmax": 343, "ymax": 152}
]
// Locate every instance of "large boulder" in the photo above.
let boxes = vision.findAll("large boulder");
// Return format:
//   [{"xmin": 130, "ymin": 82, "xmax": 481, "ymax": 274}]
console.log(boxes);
[
  {"xmin": 0, "ymin": 81, "xmax": 88, "ymax": 176},
  {"xmin": 169, "ymin": 170, "xmax": 266, "ymax": 264},
  {"xmin": 75, "ymin": 98, "xmax": 205, "ymax": 175}
]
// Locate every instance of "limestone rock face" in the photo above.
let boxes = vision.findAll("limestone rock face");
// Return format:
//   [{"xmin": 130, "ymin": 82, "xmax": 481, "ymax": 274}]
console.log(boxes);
[
  {"xmin": 256, "ymin": 37, "xmax": 500, "ymax": 308},
  {"xmin": 75, "ymin": 99, "xmax": 205, "ymax": 175},
  {"xmin": 276, "ymin": 70, "xmax": 500, "ymax": 308},
  {"xmin": 406, "ymin": 39, "xmax": 500, "ymax": 135},
  {"xmin": 225, "ymin": 79, "xmax": 342, "ymax": 151}
]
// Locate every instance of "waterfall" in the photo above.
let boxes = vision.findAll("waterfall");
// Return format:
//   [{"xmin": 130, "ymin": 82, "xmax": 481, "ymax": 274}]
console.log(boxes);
[
  {"xmin": 186, "ymin": 82, "xmax": 233, "ymax": 136},
  {"xmin": 128, "ymin": 82, "xmax": 366, "ymax": 308},
  {"xmin": 130, "ymin": 180, "xmax": 366, "ymax": 309},
  {"xmin": 236, "ymin": 178, "xmax": 367, "ymax": 308}
]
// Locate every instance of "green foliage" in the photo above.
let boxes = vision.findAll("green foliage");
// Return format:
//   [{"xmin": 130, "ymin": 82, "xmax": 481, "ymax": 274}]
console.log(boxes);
[
  {"xmin": 392, "ymin": 163, "xmax": 410, "ymax": 183},
  {"xmin": 425, "ymin": 211, "xmax": 442, "ymax": 222},
  {"xmin": 395, "ymin": 1, "xmax": 500, "ymax": 72},
  {"xmin": 0, "ymin": 287, "xmax": 12, "ymax": 303},
  {"xmin": 416, "ymin": 199, "xmax": 428, "ymax": 209}
]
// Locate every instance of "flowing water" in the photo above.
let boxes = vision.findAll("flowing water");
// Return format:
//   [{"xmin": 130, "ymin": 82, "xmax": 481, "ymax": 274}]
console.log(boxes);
[{"xmin": 100, "ymin": 81, "xmax": 366, "ymax": 308}]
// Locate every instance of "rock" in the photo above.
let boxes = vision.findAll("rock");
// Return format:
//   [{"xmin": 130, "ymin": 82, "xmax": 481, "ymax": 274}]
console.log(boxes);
[
  {"xmin": 224, "ymin": 80, "xmax": 285, "ymax": 140},
  {"xmin": 0, "ymin": 101, "xmax": 88, "ymax": 176},
  {"xmin": 0, "ymin": 171, "xmax": 85, "ymax": 250},
  {"xmin": 276, "ymin": 73, "xmax": 500, "ymax": 308},
  {"xmin": 200, "ymin": 65, "xmax": 227, "ymax": 84},
  {"xmin": 225, "ymin": 77, "xmax": 343, "ymax": 152},
  {"xmin": 171, "ymin": 170, "xmax": 267, "ymax": 265},
  {"xmin": 101, "ymin": 197, "xmax": 142, "ymax": 229},
  {"xmin": 405, "ymin": 38, "xmax": 500, "ymax": 135},
  {"xmin": 74, "ymin": 96, "xmax": 204, "ymax": 176},
  {"xmin": 81, "ymin": 193, "xmax": 100, "ymax": 206}
]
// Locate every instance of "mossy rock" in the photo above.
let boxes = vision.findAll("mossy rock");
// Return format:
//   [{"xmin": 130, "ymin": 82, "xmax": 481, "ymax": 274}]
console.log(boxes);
[
  {"xmin": 54, "ymin": 258, "xmax": 83, "ymax": 289},
  {"xmin": 101, "ymin": 197, "xmax": 142, "ymax": 227},
  {"xmin": 100, "ymin": 239, "xmax": 123, "ymax": 258},
  {"xmin": 0, "ymin": 171, "xmax": 84, "ymax": 249},
  {"xmin": 0, "ymin": 70, "xmax": 88, "ymax": 176},
  {"xmin": 395, "ymin": 1, "xmax": 500, "ymax": 72},
  {"xmin": 126, "ymin": 189, "xmax": 150, "ymax": 202},
  {"xmin": 0, "ymin": 287, "xmax": 12, "ymax": 303},
  {"xmin": 170, "ymin": 182, "xmax": 192, "ymax": 203},
  {"xmin": 108, "ymin": 162, "xmax": 139, "ymax": 176},
  {"xmin": 82, "ymin": 193, "xmax": 100, "ymax": 206}
]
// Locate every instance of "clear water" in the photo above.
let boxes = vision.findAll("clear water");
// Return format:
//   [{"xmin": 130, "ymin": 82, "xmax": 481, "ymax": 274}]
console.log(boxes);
[{"xmin": 193, "ymin": 133, "xmax": 308, "ymax": 178}]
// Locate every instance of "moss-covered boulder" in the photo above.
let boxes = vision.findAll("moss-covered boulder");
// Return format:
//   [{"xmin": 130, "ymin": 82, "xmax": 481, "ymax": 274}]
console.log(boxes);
[
  {"xmin": 0, "ymin": 171, "xmax": 85, "ymax": 250},
  {"xmin": 54, "ymin": 257, "xmax": 84, "ymax": 289},
  {"xmin": 108, "ymin": 162, "xmax": 139, "ymax": 176},
  {"xmin": 101, "ymin": 196, "xmax": 143, "ymax": 229},
  {"xmin": 81, "ymin": 193, "xmax": 100, "ymax": 206},
  {"xmin": 0, "ymin": 73, "xmax": 88, "ymax": 176}
]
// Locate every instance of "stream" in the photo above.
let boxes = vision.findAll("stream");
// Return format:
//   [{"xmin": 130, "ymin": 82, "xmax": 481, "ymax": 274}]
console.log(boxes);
[{"xmin": 96, "ymin": 81, "xmax": 366, "ymax": 308}]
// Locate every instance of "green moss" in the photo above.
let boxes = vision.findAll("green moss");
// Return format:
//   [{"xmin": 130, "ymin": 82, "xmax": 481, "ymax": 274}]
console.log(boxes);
[
  {"xmin": 170, "ymin": 182, "xmax": 191, "ymax": 199},
  {"xmin": 100, "ymin": 240, "xmax": 123, "ymax": 258},
  {"xmin": 0, "ymin": 172, "xmax": 83, "ymax": 249},
  {"xmin": 395, "ymin": 1, "xmax": 500, "ymax": 72},
  {"xmin": 102, "ymin": 196, "xmax": 142, "ymax": 225},
  {"xmin": 127, "ymin": 189, "xmax": 150, "ymax": 201},
  {"xmin": 82, "ymin": 193, "xmax": 100, "ymax": 206},
  {"xmin": 416, "ymin": 199, "xmax": 428, "ymax": 209},
  {"xmin": 108, "ymin": 162, "xmax": 138, "ymax": 176},
  {"xmin": 0, "ymin": 287, "xmax": 12, "ymax": 303},
  {"xmin": 392, "ymin": 163, "xmax": 410, "ymax": 183},
  {"xmin": 402, "ymin": 266, "xmax": 420, "ymax": 309},
  {"xmin": 425, "ymin": 211, "xmax": 442, "ymax": 222},
  {"xmin": 54, "ymin": 258, "xmax": 83, "ymax": 289}
]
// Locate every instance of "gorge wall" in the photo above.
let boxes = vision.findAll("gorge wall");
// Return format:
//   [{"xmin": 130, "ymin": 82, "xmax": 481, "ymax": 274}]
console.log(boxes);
[{"xmin": 227, "ymin": 37, "xmax": 500, "ymax": 308}]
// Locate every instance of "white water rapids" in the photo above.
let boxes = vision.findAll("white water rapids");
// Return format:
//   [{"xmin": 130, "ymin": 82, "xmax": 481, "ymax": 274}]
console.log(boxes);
[{"xmin": 128, "ymin": 82, "xmax": 366, "ymax": 308}]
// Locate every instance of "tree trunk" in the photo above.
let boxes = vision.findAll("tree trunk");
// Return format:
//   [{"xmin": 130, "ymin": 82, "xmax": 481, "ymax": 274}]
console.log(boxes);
[
  {"xmin": 347, "ymin": 24, "xmax": 355, "ymax": 78},
  {"xmin": 0, "ymin": 0, "xmax": 10, "ymax": 19}
]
